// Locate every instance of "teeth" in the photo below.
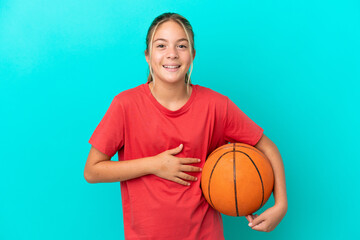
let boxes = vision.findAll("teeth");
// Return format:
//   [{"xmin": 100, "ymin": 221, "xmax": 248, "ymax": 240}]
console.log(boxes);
[{"xmin": 163, "ymin": 65, "xmax": 180, "ymax": 69}]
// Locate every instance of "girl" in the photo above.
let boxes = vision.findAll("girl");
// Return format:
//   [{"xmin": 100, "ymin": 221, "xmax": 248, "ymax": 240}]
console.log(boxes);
[{"xmin": 84, "ymin": 12, "xmax": 287, "ymax": 239}]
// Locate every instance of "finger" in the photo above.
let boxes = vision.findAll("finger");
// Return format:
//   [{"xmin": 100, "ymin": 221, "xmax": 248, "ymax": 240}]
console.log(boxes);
[
  {"xmin": 248, "ymin": 215, "xmax": 264, "ymax": 227},
  {"xmin": 178, "ymin": 172, "xmax": 198, "ymax": 181},
  {"xmin": 168, "ymin": 144, "xmax": 183, "ymax": 155},
  {"xmin": 251, "ymin": 221, "xmax": 269, "ymax": 232},
  {"xmin": 245, "ymin": 215, "xmax": 253, "ymax": 222},
  {"xmin": 174, "ymin": 177, "xmax": 191, "ymax": 186},
  {"xmin": 180, "ymin": 157, "xmax": 201, "ymax": 164},
  {"xmin": 180, "ymin": 165, "xmax": 202, "ymax": 172}
]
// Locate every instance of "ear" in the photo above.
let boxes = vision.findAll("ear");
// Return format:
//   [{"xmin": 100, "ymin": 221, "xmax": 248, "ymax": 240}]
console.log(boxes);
[
  {"xmin": 193, "ymin": 49, "xmax": 196, "ymax": 60},
  {"xmin": 145, "ymin": 50, "xmax": 149, "ymax": 64}
]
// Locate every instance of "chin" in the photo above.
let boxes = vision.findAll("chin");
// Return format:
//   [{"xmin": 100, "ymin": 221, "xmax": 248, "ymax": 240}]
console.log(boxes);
[{"xmin": 157, "ymin": 75, "xmax": 187, "ymax": 84}]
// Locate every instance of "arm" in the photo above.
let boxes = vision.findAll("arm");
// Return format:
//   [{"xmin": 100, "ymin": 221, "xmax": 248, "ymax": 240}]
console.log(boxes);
[
  {"xmin": 84, "ymin": 144, "xmax": 202, "ymax": 186},
  {"xmin": 84, "ymin": 146, "xmax": 153, "ymax": 183},
  {"xmin": 245, "ymin": 134, "xmax": 288, "ymax": 232}
]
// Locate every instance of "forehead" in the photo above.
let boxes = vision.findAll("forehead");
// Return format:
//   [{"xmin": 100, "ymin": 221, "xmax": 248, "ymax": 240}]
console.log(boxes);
[{"xmin": 153, "ymin": 20, "xmax": 187, "ymax": 40}]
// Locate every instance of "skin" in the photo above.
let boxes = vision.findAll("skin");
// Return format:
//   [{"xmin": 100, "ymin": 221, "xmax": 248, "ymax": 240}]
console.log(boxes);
[
  {"xmin": 84, "ymin": 20, "xmax": 287, "ymax": 232},
  {"xmin": 246, "ymin": 135, "xmax": 288, "ymax": 232},
  {"xmin": 145, "ymin": 20, "xmax": 196, "ymax": 111},
  {"xmin": 84, "ymin": 20, "xmax": 200, "ymax": 187}
]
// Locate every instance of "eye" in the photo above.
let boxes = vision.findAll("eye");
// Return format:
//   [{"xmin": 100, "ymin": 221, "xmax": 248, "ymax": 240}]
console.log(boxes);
[
  {"xmin": 178, "ymin": 45, "xmax": 187, "ymax": 49},
  {"xmin": 156, "ymin": 44, "xmax": 165, "ymax": 48}
]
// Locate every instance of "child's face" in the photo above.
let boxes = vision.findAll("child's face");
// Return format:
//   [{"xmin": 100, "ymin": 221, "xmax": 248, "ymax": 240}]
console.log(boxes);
[{"xmin": 146, "ymin": 20, "xmax": 194, "ymax": 85}]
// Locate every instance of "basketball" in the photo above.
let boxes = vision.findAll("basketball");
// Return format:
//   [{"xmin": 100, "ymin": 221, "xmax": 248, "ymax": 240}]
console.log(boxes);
[{"xmin": 201, "ymin": 143, "xmax": 274, "ymax": 216}]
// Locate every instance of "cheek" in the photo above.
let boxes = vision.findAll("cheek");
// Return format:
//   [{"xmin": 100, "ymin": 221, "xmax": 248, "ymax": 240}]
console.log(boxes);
[
  {"xmin": 182, "ymin": 54, "xmax": 192, "ymax": 67},
  {"xmin": 151, "ymin": 54, "xmax": 163, "ymax": 67}
]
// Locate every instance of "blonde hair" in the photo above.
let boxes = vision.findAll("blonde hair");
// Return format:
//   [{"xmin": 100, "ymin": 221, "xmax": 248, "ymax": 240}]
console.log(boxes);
[{"xmin": 145, "ymin": 13, "xmax": 195, "ymax": 93}]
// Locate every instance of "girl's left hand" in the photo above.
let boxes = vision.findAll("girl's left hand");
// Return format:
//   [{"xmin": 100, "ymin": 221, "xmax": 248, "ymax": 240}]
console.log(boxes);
[{"xmin": 245, "ymin": 204, "xmax": 287, "ymax": 232}]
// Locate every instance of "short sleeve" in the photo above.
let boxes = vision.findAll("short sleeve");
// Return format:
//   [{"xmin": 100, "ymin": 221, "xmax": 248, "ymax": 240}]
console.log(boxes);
[
  {"xmin": 88, "ymin": 96, "xmax": 124, "ymax": 157},
  {"xmin": 224, "ymin": 97, "xmax": 263, "ymax": 146}
]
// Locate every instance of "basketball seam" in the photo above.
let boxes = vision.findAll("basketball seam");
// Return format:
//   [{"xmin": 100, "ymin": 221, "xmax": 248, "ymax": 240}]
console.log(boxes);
[
  {"xmin": 234, "ymin": 150, "xmax": 265, "ymax": 210},
  {"xmin": 208, "ymin": 143, "xmax": 265, "ymax": 159},
  {"xmin": 233, "ymin": 143, "xmax": 239, "ymax": 216},
  {"xmin": 207, "ymin": 150, "xmax": 234, "ymax": 211},
  {"xmin": 207, "ymin": 145, "xmax": 267, "ymax": 216},
  {"xmin": 207, "ymin": 144, "xmax": 233, "ymax": 159},
  {"xmin": 234, "ymin": 143, "xmax": 267, "ymax": 159}
]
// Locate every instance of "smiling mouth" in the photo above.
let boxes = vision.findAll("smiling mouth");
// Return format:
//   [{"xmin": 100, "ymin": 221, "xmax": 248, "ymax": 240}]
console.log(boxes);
[{"xmin": 163, "ymin": 65, "xmax": 181, "ymax": 69}]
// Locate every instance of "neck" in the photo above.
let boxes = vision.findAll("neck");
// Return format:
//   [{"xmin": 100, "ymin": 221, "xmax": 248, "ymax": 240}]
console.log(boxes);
[{"xmin": 148, "ymin": 80, "xmax": 191, "ymax": 104}]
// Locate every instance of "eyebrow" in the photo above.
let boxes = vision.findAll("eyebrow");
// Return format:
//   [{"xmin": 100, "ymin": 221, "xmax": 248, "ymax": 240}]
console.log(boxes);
[{"xmin": 153, "ymin": 38, "xmax": 188, "ymax": 43}]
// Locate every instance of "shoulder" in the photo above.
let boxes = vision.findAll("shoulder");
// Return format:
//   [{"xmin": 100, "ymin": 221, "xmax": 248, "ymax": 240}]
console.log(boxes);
[
  {"xmin": 112, "ymin": 84, "xmax": 146, "ymax": 105},
  {"xmin": 195, "ymin": 84, "xmax": 229, "ymax": 104}
]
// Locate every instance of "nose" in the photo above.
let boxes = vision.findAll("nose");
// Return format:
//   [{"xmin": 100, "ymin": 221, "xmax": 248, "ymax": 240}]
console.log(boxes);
[{"xmin": 167, "ymin": 46, "xmax": 178, "ymax": 59}]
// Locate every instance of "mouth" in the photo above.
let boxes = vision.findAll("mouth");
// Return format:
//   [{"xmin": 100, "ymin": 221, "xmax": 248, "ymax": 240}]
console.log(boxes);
[
  {"xmin": 163, "ymin": 65, "xmax": 181, "ymax": 72},
  {"xmin": 163, "ymin": 65, "xmax": 181, "ymax": 69}
]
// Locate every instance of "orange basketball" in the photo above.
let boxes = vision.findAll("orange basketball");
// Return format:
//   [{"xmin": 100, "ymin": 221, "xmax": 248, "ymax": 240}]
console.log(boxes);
[{"xmin": 201, "ymin": 143, "xmax": 274, "ymax": 216}]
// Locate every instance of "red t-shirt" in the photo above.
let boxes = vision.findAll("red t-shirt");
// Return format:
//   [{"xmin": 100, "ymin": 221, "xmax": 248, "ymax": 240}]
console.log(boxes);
[{"xmin": 89, "ymin": 83, "xmax": 263, "ymax": 240}]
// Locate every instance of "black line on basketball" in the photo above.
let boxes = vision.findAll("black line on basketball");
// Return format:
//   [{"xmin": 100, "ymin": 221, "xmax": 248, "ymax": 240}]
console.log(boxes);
[
  {"xmin": 234, "ymin": 150, "xmax": 265, "ymax": 210},
  {"xmin": 234, "ymin": 143, "xmax": 267, "ymax": 159},
  {"xmin": 208, "ymin": 150, "xmax": 234, "ymax": 210},
  {"xmin": 233, "ymin": 143, "xmax": 239, "ymax": 216},
  {"xmin": 207, "ymin": 143, "xmax": 233, "ymax": 159}
]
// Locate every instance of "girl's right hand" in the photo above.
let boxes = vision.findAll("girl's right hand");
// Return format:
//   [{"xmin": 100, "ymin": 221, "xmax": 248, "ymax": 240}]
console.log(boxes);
[{"xmin": 152, "ymin": 144, "xmax": 202, "ymax": 186}]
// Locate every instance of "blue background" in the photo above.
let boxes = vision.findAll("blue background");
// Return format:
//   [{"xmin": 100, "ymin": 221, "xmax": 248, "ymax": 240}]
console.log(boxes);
[{"xmin": 1, "ymin": 0, "xmax": 359, "ymax": 239}]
